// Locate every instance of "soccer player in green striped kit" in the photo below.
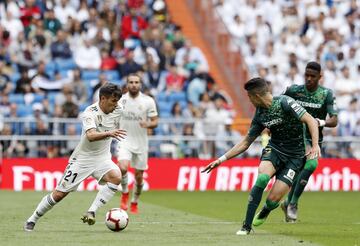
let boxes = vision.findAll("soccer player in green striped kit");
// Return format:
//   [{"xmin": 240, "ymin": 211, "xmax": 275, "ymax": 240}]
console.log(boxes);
[
  {"xmin": 282, "ymin": 61, "xmax": 338, "ymax": 222},
  {"xmin": 202, "ymin": 77, "xmax": 321, "ymax": 235}
]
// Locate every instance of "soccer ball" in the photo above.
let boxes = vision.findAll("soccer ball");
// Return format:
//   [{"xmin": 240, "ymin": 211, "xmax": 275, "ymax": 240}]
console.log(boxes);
[{"xmin": 105, "ymin": 208, "xmax": 129, "ymax": 232}]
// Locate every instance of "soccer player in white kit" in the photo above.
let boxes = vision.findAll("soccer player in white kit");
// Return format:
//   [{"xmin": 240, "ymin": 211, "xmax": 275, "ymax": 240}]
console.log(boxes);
[
  {"xmin": 24, "ymin": 83, "xmax": 127, "ymax": 231},
  {"xmin": 117, "ymin": 74, "xmax": 158, "ymax": 214}
]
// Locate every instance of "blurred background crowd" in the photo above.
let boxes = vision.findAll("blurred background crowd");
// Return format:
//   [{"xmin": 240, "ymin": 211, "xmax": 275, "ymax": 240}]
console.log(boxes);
[{"xmin": 0, "ymin": 0, "xmax": 359, "ymax": 159}]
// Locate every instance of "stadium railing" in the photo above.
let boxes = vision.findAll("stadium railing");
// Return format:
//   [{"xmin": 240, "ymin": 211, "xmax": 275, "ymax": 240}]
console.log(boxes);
[{"xmin": 0, "ymin": 118, "xmax": 359, "ymax": 159}]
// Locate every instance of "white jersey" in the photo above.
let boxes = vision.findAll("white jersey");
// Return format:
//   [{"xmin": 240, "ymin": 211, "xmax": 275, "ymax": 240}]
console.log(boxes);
[
  {"xmin": 70, "ymin": 102, "xmax": 121, "ymax": 161},
  {"xmin": 117, "ymin": 92, "xmax": 158, "ymax": 153}
]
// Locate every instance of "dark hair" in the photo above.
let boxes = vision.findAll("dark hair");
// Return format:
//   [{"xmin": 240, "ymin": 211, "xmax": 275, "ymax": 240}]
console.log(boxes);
[
  {"xmin": 306, "ymin": 61, "xmax": 321, "ymax": 73},
  {"xmin": 99, "ymin": 83, "xmax": 122, "ymax": 100},
  {"xmin": 171, "ymin": 102, "xmax": 181, "ymax": 115},
  {"xmin": 244, "ymin": 77, "xmax": 268, "ymax": 95}
]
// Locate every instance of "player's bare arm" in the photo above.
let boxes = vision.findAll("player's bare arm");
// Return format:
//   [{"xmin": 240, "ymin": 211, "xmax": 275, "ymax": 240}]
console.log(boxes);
[
  {"xmin": 139, "ymin": 116, "xmax": 159, "ymax": 129},
  {"xmin": 201, "ymin": 134, "xmax": 258, "ymax": 174},
  {"xmin": 86, "ymin": 128, "xmax": 127, "ymax": 142},
  {"xmin": 300, "ymin": 112, "xmax": 321, "ymax": 159},
  {"xmin": 316, "ymin": 115, "xmax": 338, "ymax": 128}
]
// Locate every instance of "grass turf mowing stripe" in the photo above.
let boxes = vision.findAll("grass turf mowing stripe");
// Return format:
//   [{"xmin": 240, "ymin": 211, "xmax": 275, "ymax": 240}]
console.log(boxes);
[{"xmin": 1, "ymin": 191, "xmax": 318, "ymax": 246}]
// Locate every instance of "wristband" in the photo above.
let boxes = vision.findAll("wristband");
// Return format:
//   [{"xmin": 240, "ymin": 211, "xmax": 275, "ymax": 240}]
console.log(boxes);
[
  {"xmin": 218, "ymin": 155, "xmax": 227, "ymax": 163},
  {"xmin": 317, "ymin": 119, "xmax": 326, "ymax": 127}
]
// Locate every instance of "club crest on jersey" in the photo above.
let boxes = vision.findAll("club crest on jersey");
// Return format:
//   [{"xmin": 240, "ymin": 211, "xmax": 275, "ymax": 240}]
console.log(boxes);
[
  {"xmin": 317, "ymin": 94, "xmax": 325, "ymax": 100},
  {"xmin": 138, "ymin": 105, "xmax": 142, "ymax": 110},
  {"xmin": 122, "ymin": 99, "xmax": 126, "ymax": 105},
  {"xmin": 85, "ymin": 117, "xmax": 92, "ymax": 124}
]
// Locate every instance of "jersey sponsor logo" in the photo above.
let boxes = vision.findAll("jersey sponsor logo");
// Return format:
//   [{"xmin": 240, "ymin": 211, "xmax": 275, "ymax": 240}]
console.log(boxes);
[
  {"xmin": 296, "ymin": 100, "xmax": 322, "ymax": 108},
  {"xmin": 90, "ymin": 106, "xmax": 98, "ymax": 112},
  {"xmin": 263, "ymin": 118, "xmax": 282, "ymax": 127},
  {"xmin": 121, "ymin": 111, "xmax": 143, "ymax": 121},
  {"xmin": 290, "ymin": 102, "xmax": 304, "ymax": 114}
]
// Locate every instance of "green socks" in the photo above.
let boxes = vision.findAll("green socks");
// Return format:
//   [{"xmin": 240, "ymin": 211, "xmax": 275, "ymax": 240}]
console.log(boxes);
[
  {"xmin": 245, "ymin": 186, "xmax": 265, "ymax": 226},
  {"xmin": 290, "ymin": 169, "xmax": 313, "ymax": 204},
  {"xmin": 244, "ymin": 174, "xmax": 270, "ymax": 226}
]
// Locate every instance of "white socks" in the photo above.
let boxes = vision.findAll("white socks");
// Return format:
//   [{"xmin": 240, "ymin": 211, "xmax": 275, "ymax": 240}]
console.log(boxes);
[
  {"xmin": 121, "ymin": 173, "xmax": 129, "ymax": 193},
  {"xmin": 28, "ymin": 193, "xmax": 57, "ymax": 223},
  {"xmin": 88, "ymin": 182, "xmax": 118, "ymax": 212},
  {"xmin": 131, "ymin": 183, "xmax": 144, "ymax": 203}
]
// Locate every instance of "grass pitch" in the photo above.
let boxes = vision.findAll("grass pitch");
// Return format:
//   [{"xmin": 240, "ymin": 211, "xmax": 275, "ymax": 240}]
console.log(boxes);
[{"xmin": 0, "ymin": 191, "xmax": 359, "ymax": 246}]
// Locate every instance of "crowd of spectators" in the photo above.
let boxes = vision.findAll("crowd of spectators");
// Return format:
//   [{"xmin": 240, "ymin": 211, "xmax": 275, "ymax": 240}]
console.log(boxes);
[
  {"xmin": 1, "ymin": 0, "xmax": 358, "ymax": 159},
  {"xmin": 0, "ymin": 0, "xmax": 235, "ymax": 159},
  {"xmin": 215, "ymin": 0, "xmax": 360, "ymax": 158}
]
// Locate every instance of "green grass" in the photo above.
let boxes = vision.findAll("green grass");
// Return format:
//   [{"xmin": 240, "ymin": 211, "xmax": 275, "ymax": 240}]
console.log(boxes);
[{"xmin": 0, "ymin": 191, "xmax": 359, "ymax": 246}]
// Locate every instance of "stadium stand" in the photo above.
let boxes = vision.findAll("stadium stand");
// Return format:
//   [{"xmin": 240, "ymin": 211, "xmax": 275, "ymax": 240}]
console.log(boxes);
[
  {"xmin": 0, "ymin": 0, "xmax": 236, "ymax": 159},
  {"xmin": 0, "ymin": 0, "xmax": 359, "ymax": 159}
]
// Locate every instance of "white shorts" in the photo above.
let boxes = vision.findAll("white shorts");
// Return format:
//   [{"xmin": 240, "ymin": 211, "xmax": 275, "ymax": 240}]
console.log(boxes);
[
  {"xmin": 117, "ymin": 147, "xmax": 148, "ymax": 170},
  {"xmin": 56, "ymin": 157, "xmax": 120, "ymax": 192}
]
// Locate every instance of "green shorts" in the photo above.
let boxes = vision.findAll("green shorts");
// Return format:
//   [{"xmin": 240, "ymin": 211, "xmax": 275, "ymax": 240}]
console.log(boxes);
[{"xmin": 260, "ymin": 146, "xmax": 305, "ymax": 186}]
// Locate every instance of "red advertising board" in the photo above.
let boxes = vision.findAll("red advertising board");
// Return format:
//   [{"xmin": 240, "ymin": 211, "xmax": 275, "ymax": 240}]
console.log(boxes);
[{"xmin": 1, "ymin": 158, "xmax": 359, "ymax": 191}]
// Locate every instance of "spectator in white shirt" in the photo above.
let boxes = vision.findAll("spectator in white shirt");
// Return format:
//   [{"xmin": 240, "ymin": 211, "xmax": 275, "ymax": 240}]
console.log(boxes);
[
  {"xmin": 335, "ymin": 66, "xmax": 360, "ymax": 109},
  {"xmin": 1, "ymin": 11, "xmax": 24, "ymax": 40},
  {"xmin": 74, "ymin": 38, "xmax": 101, "ymax": 70},
  {"xmin": 175, "ymin": 39, "xmax": 209, "ymax": 72},
  {"xmin": 54, "ymin": 0, "xmax": 77, "ymax": 25}
]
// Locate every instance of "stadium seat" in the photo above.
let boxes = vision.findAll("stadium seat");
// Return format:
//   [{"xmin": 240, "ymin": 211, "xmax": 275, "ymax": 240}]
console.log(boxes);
[
  {"xmin": 104, "ymin": 70, "xmax": 120, "ymax": 81},
  {"xmin": 59, "ymin": 70, "xmax": 70, "ymax": 79},
  {"xmin": 9, "ymin": 94, "xmax": 24, "ymax": 104},
  {"xmin": 55, "ymin": 58, "xmax": 77, "ymax": 71},
  {"xmin": 157, "ymin": 101, "xmax": 173, "ymax": 115},
  {"xmin": 178, "ymin": 100, "xmax": 187, "ymax": 109},
  {"xmin": 33, "ymin": 94, "xmax": 45, "ymax": 103},
  {"xmin": 17, "ymin": 104, "xmax": 33, "ymax": 117},
  {"xmin": 10, "ymin": 73, "xmax": 21, "ymax": 84},
  {"xmin": 111, "ymin": 79, "xmax": 124, "ymax": 87},
  {"xmin": 79, "ymin": 103, "xmax": 88, "ymax": 112},
  {"xmin": 158, "ymin": 111, "xmax": 171, "ymax": 118},
  {"xmin": 82, "ymin": 70, "xmax": 101, "ymax": 81},
  {"xmin": 169, "ymin": 91, "xmax": 187, "ymax": 103},
  {"xmin": 47, "ymin": 92, "xmax": 58, "ymax": 104},
  {"xmin": 45, "ymin": 61, "xmax": 56, "ymax": 74},
  {"xmin": 156, "ymin": 91, "xmax": 168, "ymax": 102}
]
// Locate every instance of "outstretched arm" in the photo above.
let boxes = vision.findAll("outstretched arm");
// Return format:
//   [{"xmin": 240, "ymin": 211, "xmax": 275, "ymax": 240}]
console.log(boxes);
[
  {"xmin": 300, "ymin": 112, "xmax": 321, "ymax": 159},
  {"xmin": 201, "ymin": 134, "xmax": 257, "ymax": 173}
]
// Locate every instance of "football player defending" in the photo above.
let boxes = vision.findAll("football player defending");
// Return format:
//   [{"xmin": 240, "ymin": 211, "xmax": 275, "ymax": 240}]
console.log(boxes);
[
  {"xmin": 281, "ymin": 61, "xmax": 338, "ymax": 222},
  {"xmin": 24, "ymin": 83, "xmax": 126, "ymax": 231},
  {"xmin": 117, "ymin": 74, "xmax": 158, "ymax": 214},
  {"xmin": 202, "ymin": 77, "xmax": 321, "ymax": 235}
]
